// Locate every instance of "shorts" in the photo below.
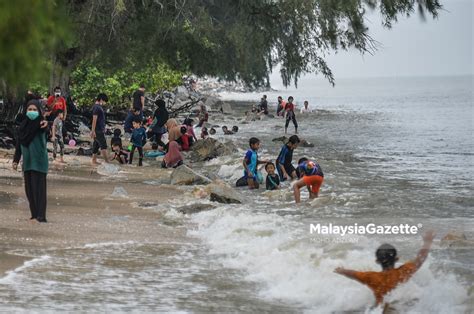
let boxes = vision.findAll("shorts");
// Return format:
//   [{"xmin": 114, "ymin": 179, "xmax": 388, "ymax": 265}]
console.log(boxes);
[
  {"xmin": 92, "ymin": 130, "xmax": 107, "ymax": 154},
  {"xmin": 303, "ymin": 175, "xmax": 324, "ymax": 194}
]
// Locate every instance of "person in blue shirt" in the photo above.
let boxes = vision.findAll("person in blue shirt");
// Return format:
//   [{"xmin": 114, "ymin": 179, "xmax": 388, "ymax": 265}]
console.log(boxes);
[
  {"xmin": 124, "ymin": 107, "xmax": 141, "ymax": 134},
  {"xmin": 242, "ymin": 137, "xmax": 270, "ymax": 189},
  {"xmin": 128, "ymin": 118, "xmax": 147, "ymax": 166},
  {"xmin": 293, "ymin": 159, "xmax": 324, "ymax": 203},
  {"xmin": 276, "ymin": 135, "xmax": 300, "ymax": 182}
]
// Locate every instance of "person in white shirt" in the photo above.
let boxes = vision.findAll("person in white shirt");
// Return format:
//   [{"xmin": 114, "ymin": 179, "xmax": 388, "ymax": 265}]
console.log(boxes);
[{"xmin": 300, "ymin": 100, "xmax": 312, "ymax": 114}]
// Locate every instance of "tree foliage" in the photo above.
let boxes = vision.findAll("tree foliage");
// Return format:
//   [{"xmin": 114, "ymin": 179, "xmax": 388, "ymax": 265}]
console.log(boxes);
[{"xmin": 70, "ymin": 60, "xmax": 183, "ymax": 107}]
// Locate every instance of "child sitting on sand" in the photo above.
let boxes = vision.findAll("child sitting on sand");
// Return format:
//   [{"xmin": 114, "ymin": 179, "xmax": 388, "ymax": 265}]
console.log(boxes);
[
  {"xmin": 111, "ymin": 142, "xmax": 129, "ymax": 164},
  {"xmin": 265, "ymin": 162, "xmax": 280, "ymax": 190},
  {"xmin": 334, "ymin": 230, "xmax": 435, "ymax": 308}
]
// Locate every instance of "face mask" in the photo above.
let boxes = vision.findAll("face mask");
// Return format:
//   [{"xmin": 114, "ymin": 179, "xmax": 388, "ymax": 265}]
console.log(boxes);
[
  {"xmin": 26, "ymin": 111, "xmax": 39, "ymax": 120},
  {"xmin": 55, "ymin": 92, "xmax": 61, "ymax": 97}
]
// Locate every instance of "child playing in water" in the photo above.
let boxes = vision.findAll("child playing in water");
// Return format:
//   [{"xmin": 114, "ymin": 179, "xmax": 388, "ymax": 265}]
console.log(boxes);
[
  {"xmin": 293, "ymin": 159, "xmax": 324, "ymax": 203},
  {"xmin": 128, "ymin": 118, "xmax": 146, "ymax": 166},
  {"xmin": 276, "ymin": 135, "xmax": 300, "ymax": 181},
  {"xmin": 334, "ymin": 230, "xmax": 435, "ymax": 308},
  {"xmin": 222, "ymin": 126, "xmax": 234, "ymax": 135},
  {"xmin": 201, "ymin": 127, "xmax": 209, "ymax": 139},
  {"xmin": 265, "ymin": 162, "xmax": 280, "ymax": 190},
  {"xmin": 51, "ymin": 109, "xmax": 65, "ymax": 163},
  {"xmin": 242, "ymin": 137, "xmax": 270, "ymax": 189},
  {"xmin": 111, "ymin": 143, "xmax": 129, "ymax": 164}
]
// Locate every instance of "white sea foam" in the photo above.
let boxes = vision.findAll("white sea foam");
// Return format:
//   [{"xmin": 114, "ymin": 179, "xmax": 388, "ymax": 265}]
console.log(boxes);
[
  {"xmin": 189, "ymin": 206, "xmax": 470, "ymax": 312},
  {"xmin": 0, "ymin": 255, "xmax": 51, "ymax": 284}
]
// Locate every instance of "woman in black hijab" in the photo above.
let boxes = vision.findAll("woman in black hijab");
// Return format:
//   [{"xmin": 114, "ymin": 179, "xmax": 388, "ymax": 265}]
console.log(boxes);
[
  {"xmin": 150, "ymin": 99, "xmax": 169, "ymax": 148},
  {"xmin": 13, "ymin": 100, "xmax": 49, "ymax": 222}
]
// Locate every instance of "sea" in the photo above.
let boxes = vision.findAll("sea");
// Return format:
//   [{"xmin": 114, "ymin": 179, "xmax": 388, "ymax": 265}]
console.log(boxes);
[{"xmin": 0, "ymin": 75, "xmax": 472, "ymax": 313}]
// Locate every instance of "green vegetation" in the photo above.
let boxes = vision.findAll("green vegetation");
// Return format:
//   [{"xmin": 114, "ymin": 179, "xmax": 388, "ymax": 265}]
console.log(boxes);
[{"xmin": 1, "ymin": 0, "xmax": 442, "ymax": 104}]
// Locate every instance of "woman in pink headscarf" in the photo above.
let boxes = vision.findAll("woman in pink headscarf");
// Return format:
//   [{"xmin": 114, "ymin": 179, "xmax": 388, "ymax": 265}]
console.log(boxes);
[
  {"xmin": 166, "ymin": 119, "xmax": 182, "ymax": 142},
  {"xmin": 161, "ymin": 141, "xmax": 183, "ymax": 168}
]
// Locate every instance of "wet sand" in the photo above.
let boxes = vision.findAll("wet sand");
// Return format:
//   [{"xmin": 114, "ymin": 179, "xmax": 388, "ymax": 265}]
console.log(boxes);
[{"xmin": 0, "ymin": 152, "xmax": 186, "ymax": 277}]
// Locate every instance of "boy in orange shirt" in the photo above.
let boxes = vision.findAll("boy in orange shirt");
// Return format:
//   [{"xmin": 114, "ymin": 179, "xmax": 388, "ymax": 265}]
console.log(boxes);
[{"xmin": 334, "ymin": 230, "xmax": 435, "ymax": 307}]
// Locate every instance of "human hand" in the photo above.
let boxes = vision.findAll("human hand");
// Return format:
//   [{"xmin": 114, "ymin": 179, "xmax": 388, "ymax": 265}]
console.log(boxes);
[
  {"xmin": 334, "ymin": 267, "xmax": 344, "ymax": 274},
  {"xmin": 91, "ymin": 131, "xmax": 96, "ymax": 139},
  {"xmin": 40, "ymin": 120, "xmax": 48, "ymax": 128},
  {"xmin": 423, "ymin": 230, "xmax": 435, "ymax": 243}
]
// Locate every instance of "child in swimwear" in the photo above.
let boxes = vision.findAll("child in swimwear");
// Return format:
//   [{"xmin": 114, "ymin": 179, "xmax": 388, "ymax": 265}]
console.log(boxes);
[
  {"xmin": 128, "ymin": 118, "xmax": 146, "ymax": 166},
  {"xmin": 111, "ymin": 143, "xmax": 129, "ymax": 164},
  {"xmin": 276, "ymin": 135, "xmax": 300, "ymax": 181},
  {"xmin": 293, "ymin": 159, "xmax": 324, "ymax": 203},
  {"xmin": 265, "ymin": 162, "xmax": 280, "ymax": 190},
  {"xmin": 222, "ymin": 126, "xmax": 234, "ymax": 135},
  {"xmin": 201, "ymin": 127, "xmax": 209, "ymax": 139},
  {"xmin": 334, "ymin": 230, "xmax": 435, "ymax": 308},
  {"xmin": 242, "ymin": 137, "xmax": 270, "ymax": 189}
]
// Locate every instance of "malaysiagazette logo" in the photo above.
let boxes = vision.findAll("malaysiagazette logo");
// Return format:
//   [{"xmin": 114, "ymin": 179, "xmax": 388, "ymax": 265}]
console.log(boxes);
[{"xmin": 310, "ymin": 223, "xmax": 422, "ymax": 236}]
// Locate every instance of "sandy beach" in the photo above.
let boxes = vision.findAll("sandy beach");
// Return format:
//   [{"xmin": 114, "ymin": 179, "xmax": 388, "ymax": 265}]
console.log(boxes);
[{"xmin": 0, "ymin": 150, "xmax": 187, "ymax": 276}]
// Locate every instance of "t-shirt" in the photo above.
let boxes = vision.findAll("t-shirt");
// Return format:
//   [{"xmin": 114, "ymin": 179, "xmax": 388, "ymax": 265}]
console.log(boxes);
[
  {"xmin": 277, "ymin": 144, "xmax": 293, "ymax": 167},
  {"xmin": 266, "ymin": 173, "xmax": 280, "ymax": 190},
  {"xmin": 352, "ymin": 261, "xmax": 417, "ymax": 305},
  {"xmin": 131, "ymin": 127, "xmax": 147, "ymax": 147},
  {"xmin": 299, "ymin": 160, "xmax": 324, "ymax": 177},
  {"xmin": 53, "ymin": 117, "xmax": 63, "ymax": 137},
  {"xmin": 47, "ymin": 96, "xmax": 66, "ymax": 113},
  {"xmin": 260, "ymin": 99, "xmax": 268, "ymax": 114},
  {"xmin": 132, "ymin": 89, "xmax": 144, "ymax": 111},
  {"xmin": 285, "ymin": 102, "xmax": 295, "ymax": 112},
  {"xmin": 300, "ymin": 107, "xmax": 312, "ymax": 114},
  {"xmin": 92, "ymin": 103, "xmax": 105, "ymax": 132},
  {"xmin": 244, "ymin": 149, "xmax": 258, "ymax": 177}
]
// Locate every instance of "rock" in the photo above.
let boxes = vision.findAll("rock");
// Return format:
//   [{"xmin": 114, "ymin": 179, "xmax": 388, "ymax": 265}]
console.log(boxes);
[
  {"xmin": 272, "ymin": 136, "xmax": 288, "ymax": 143},
  {"xmin": 203, "ymin": 96, "xmax": 222, "ymax": 109},
  {"xmin": 263, "ymin": 189, "xmax": 294, "ymax": 201},
  {"xmin": 76, "ymin": 147, "xmax": 93, "ymax": 156},
  {"xmin": 190, "ymin": 138, "xmax": 237, "ymax": 162},
  {"xmin": 441, "ymin": 232, "xmax": 467, "ymax": 242},
  {"xmin": 300, "ymin": 139, "xmax": 315, "ymax": 147},
  {"xmin": 177, "ymin": 203, "xmax": 216, "ymax": 214},
  {"xmin": 220, "ymin": 103, "xmax": 234, "ymax": 114},
  {"xmin": 207, "ymin": 181, "xmax": 242, "ymax": 204},
  {"xmin": 170, "ymin": 165, "xmax": 212, "ymax": 185}
]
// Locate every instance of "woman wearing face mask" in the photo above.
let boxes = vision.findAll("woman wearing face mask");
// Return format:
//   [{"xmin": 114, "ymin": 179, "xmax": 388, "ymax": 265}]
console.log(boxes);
[{"xmin": 12, "ymin": 100, "xmax": 49, "ymax": 223}]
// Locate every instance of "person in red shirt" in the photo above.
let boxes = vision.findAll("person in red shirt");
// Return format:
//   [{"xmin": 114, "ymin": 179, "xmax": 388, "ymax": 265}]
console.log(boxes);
[
  {"xmin": 276, "ymin": 96, "xmax": 286, "ymax": 117},
  {"xmin": 285, "ymin": 96, "xmax": 298, "ymax": 134},
  {"xmin": 334, "ymin": 230, "xmax": 435, "ymax": 308},
  {"xmin": 46, "ymin": 86, "xmax": 67, "ymax": 121}
]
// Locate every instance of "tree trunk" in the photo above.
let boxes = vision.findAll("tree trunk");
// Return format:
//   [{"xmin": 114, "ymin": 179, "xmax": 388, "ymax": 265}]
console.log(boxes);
[{"xmin": 49, "ymin": 47, "xmax": 81, "ymax": 97}]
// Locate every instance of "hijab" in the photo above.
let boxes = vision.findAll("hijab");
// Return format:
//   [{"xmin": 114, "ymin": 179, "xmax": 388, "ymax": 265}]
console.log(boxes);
[
  {"xmin": 153, "ymin": 99, "xmax": 169, "ymax": 127},
  {"xmin": 166, "ymin": 119, "xmax": 182, "ymax": 142},
  {"xmin": 164, "ymin": 141, "xmax": 183, "ymax": 168},
  {"xmin": 18, "ymin": 100, "xmax": 44, "ymax": 146}
]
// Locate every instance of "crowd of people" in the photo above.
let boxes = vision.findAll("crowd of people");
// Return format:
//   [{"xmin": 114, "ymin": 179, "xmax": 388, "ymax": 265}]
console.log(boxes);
[{"xmin": 10, "ymin": 87, "xmax": 435, "ymax": 309}]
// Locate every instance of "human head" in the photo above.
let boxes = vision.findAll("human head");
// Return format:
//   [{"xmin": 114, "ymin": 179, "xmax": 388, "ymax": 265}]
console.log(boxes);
[
  {"xmin": 97, "ymin": 93, "xmax": 108, "ymax": 105},
  {"xmin": 232, "ymin": 126, "xmax": 239, "ymax": 133},
  {"xmin": 25, "ymin": 100, "xmax": 43, "ymax": 120},
  {"xmin": 151, "ymin": 143, "xmax": 159, "ymax": 150},
  {"xmin": 155, "ymin": 98, "xmax": 165, "ymax": 108},
  {"xmin": 112, "ymin": 143, "xmax": 121, "ymax": 152},
  {"xmin": 288, "ymin": 135, "xmax": 300, "ymax": 149},
  {"xmin": 278, "ymin": 96, "xmax": 282, "ymax": 102},
  {"xmin": 183, "ymin": 118, "xmax": 194, "ymax": 126},
  {"xmin": 132, "ymin": 108, "xmax": 141, "ymax": 115},
  {"xmin": 139, "ymin": 83, "xmax": 145, "ymax": 91},
  {"xmin": 54, "ymin": 86, "xmax": 61, "ymax": 97},
  {"xmin": 376, "ymin": 244, "xmax": 398, "ymax": 269},
  {"xmin": 113, "ymin": 128, "xmax": 122, "ymax": 137},
  {"xmin": 249, "ymin": 137, "xmax": 260, "ymax": 150},
  {"xmin": 288, "ymin": 96, "xmax": 294, "ymax": 103},
  {"xmin": 265, "ymin": 162, "xmax": 275, "ymax": 174},
  {"xmin": 209, "ymin": 128, "xmax": 216, "ymax": 135},
  {"xmin": 132, "ymin": 117, "xmax": 142, "ymax": 128},
  {"xmin": 222, "ymin": 126, "xmax": 228, "ymax": 131},
  {"xmin": 54, "ymin": 108, "xmax": 63, "ymax": 117},
  {"xmin": 263, "ymin": 95, "xmax": 267, "ymax": 99},
  {"xmin": 180, "ymin": 126, "xmax": 187, "ymax": 135},
  {"xmin": 297, "ymin": 157, "xmax": 308, "ymax": 166},
  {"xmin": 304, "ymin": 100, "xmax": 309, "ymax": 108}
]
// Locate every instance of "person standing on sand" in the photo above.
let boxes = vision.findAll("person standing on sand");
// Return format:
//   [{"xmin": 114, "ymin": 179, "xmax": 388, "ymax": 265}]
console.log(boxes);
[
  {"xmin": 12, "ymin": 100, "xmax": 49, "ymax": 223},
  {"xmin": 91, "ymin": 93, "xmax": 110, "ymax": 165},
  {"xmin": 277, "ymin": 96, "xmax": 286, "ymax": 117},
  {"xmin": 46, "ymin": 86, "xmax": 67, "ymax": 122},
  {"xmin": 132, "ymin": 83, "xmax": 145, "ymax": 118}
]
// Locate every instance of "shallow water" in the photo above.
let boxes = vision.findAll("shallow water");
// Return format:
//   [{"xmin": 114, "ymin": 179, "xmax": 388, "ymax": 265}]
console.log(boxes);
[{"xmin": 1, "ymin": 76, "xmax": 472, "ymax": 312}]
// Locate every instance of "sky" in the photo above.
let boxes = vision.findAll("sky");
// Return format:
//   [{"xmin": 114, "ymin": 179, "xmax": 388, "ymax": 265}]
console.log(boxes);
[{"xmin": 270, "ymin": 0, "xmax": 473, "ymax": 84}]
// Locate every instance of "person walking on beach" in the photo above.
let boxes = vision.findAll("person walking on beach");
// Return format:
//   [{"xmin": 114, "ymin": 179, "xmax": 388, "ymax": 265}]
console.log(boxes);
[
  {"xmin": 91, "ymin": 93, "xmax": 110, "ymax": 165},
  {"xmin": 334, "ymin": 230, "xmax": 435, "ymax": 309},
  {"xmin": 285, "ymin": 96, "xmax": 298, "ymax": 134},
  {"xmin": 12, "ymin": 100, "xmax": 49, "ymax": 223}
]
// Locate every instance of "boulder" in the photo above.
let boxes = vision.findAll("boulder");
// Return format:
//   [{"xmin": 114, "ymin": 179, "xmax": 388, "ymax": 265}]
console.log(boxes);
[
  {"xmin": 300, "ymin": 139, "xmax": 315, "ymax": 148},
  {"xmin": 272, "ymin": 136, "xmax": 288, "ymax": 143},
  {"xmin": 177, "ymin": 203, "xmax": 216, "ymax": 214},
  {"xmin": 220, "ymin": 103, "xmax": 234, "ymax": 114},
  {"xmin": 207, "ymin": 181, "xmax": 243, "ymax": 204},
  {"xmin": 190, "ymin": 138, "xmax": 237, "ymax": 162},
  {"xmin": 170, "ymin": 165, "xmax": 212, "ymax": 185},
  {"xmin": 203, "ymin": 96, "xmax": 222, "ymax": 109}
]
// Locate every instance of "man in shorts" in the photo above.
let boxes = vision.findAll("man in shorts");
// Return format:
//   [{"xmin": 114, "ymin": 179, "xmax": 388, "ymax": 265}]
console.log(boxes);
[
  {"xmin": 293, "ymin": 159, "xmax": 324, "ymax": 203},
  {"xmin": 91, "ymin": 93, "xmax": 110, "ymax": 165}
]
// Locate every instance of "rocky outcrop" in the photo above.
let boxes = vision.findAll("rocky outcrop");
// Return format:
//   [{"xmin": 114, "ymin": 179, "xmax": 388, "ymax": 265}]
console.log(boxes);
[
  {"xmin": 177, "ymin": 203, "xmax": 216, "ymax": 214},
  {"xmin": 208, "ymin": 181, "xmax": 243, "ymax": 204},
  {"xmin": 189, "ymin": 138, "xmax": 237, "ymax": 162},
  {"xmin": 170, "ymin": 165, "xmax": 212, "ymax": 185}
]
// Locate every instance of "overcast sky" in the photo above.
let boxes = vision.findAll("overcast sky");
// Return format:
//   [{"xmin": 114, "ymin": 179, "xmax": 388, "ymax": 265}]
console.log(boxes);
[{"xmin": 271, "ymin": 0, "xmax": 473, "ymax": 83}]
